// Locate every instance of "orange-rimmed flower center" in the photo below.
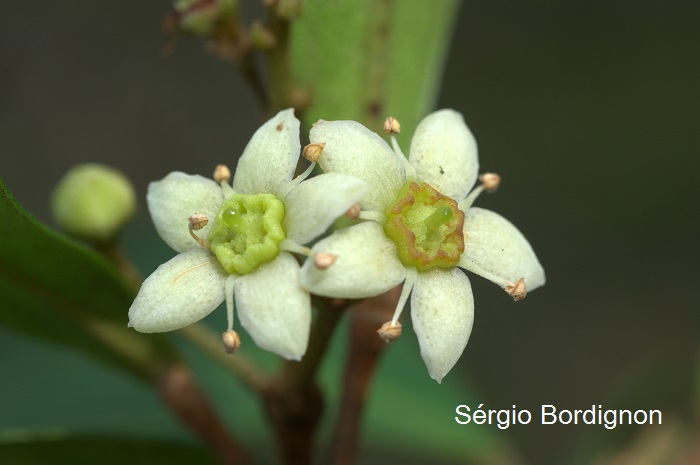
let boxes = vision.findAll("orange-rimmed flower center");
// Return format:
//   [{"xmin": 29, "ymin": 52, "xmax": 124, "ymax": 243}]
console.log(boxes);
[{"xmin": 383, "ymin": 182, "xmax": 464, "ymax": 271}]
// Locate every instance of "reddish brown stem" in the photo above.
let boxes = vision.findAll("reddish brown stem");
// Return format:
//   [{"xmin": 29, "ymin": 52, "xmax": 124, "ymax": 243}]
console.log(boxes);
[
  {"xmin": 263, "ymin": 298, "xmax": 349, "ymax": 465},
  {"xmin": 330, "ymin": 286, "xmax": 401, "ymax": 465},
  {"xmin": 158, "ymin": 364, "xmax": 249, "ymax": 465}
]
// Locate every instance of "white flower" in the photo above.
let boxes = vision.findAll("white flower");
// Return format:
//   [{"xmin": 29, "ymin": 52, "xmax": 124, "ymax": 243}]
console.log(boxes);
[
  {"xmin": 301, "ymin": 109, "xmax": 545, "ymax": 382},
  {"xmin": 128, "ymin": 109, "xmax": 367, "ymax": 360}
]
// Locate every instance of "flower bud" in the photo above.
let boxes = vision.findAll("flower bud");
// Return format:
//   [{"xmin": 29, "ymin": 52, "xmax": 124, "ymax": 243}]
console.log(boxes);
[
  {"xmin": 51, "ymin": 164, "xmax": 136, "ymax": 242},
  {"xmin": 174, "ymin": 0, "xmax": 238, "ymax": 37}
]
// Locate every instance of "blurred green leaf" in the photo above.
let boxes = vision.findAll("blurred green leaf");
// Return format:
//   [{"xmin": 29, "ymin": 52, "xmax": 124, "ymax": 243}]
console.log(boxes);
[
  {"xmin": 0, "ymin": 435, "xmax": 219, "ymax": 465},
  {"xmin": 0, "ymin": 177, "xmax": 178, "ymax": 381},
  {"xmin": 293, "ymin": 0, "xmax": 460, "ymax": 134}
]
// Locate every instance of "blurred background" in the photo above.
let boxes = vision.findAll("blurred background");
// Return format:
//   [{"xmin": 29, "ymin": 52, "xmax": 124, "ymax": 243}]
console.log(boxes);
[{"xmin": 1, "ymin": 1, "xmax": 698, "ymax": 464}]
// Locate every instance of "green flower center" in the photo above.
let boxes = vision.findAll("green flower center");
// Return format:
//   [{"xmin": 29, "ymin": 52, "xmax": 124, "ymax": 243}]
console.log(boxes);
[
  {"xmin": 208, "ymin": 194, "xmax": 286, "ymax": 275},
  {"xmin": 383, "ymin": 182, "xmax": 465, "ymax": 271}
]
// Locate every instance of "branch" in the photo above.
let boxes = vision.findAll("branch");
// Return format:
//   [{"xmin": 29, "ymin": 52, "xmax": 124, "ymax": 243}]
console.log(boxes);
[
  {"xmin": 158, "ymin": 364, "xmax": 250, "ymax": 465},
  {"xmin": 330, "ymin": 285, "xmax": 401, "ymax": 465},
  {"xmin": 263, "ymin": 297, "xmax": 350, "ymax": 465}
]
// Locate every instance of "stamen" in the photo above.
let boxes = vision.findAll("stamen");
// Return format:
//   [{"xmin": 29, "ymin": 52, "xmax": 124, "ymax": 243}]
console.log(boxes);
[
  {"xmin": 377, "ymin": 321, "xmax": 402, "ymax": 343},
  {"xmin": 505, "ymin": 278, "xmax": 527, "ymax": 301},
  {"xmin": 279, "ymin": 161, "xmax": 316, "ymax": 199},
  {"xmin": 279, "ymin": 239, "xmax": 312, "ymax": 256},
  {"xmin": 358, "ymin": 210, "xmax": 386, "ymax": 223},
  {"xmin": 344, "ymin": 203, "xmax": 361, "ymax": 219},
  {"xmin": 390, "ymin": 267, "xmax": 418, "ymax": 325},
  {"xmin": 188, "ymin": 214, "xmax": 210, "ymax": 248},
  {"xmin": 225, "ymin": 274, "xmax": 237, "ymax": 331},
  {"xmin": 459, "ymin": 185, "xmax": 484, "ymax": 211},
  {"xmin": 313, "ymin": 252, "xmax": 337, "ymax": 270},
  {"xmin": 462, "ymin": 263, "xmax": 512, "ymax": 288},
  {"xmin": 302, "ymin": 142, "xmax": 325, "ymax": 163},
  {"xmin": 222, "ymin": 330, "xmax": 241, "ymax": 354},
  {"xmin": 388, "ymin": 134, "xmax": 417, "ymax": 180},
  {"xmin": 380, "ymin": 115, "xmax": 416, "ymax": 180},
  {"xmin": 479, "ymin": 172, "xmax": 501, "ymax": 193},
  {"xmin": 213, "ymin": 164, "xmax": 231, "ymax": 184},
  {"xmin": 219, "ymin": 181, "xmax": 235, "ymax": 199},
  {"xmin": 459, "ymin": 172, "xmax": 501, "ymax": 211},
  {"xmin": 383, "ymin": 116, "xmax": 401, "ymax": 134}
]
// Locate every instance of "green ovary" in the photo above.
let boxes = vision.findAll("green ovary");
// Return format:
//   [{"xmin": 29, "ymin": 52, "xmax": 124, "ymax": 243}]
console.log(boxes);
[
  {"xmin": 208, "ymin": 194, "xmax": 286, "ymax": 275},
  {"xmin": 383, "ymin": 182, "xmax": 465, "ymax": 271}
]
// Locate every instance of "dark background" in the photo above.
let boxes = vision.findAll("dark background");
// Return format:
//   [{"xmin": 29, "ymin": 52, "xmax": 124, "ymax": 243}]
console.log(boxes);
[{"xmin": 1, "ymin": 1, "xmax": 698, "ymax": 464}]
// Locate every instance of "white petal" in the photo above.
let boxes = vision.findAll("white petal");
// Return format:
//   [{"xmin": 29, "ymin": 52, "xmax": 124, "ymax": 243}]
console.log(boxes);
[
  {"xmin": 411, "ymin": 268, "xmax": 474, "ymax": 383},
  {"xmin": 409, "ymin": 109, "xmax": 479, "ymax": 201},
  {"xmin": 148, "ymin": 172, "xmax": 224, "ymax": 253},
  {"xmin": 310, "ymin": 120, "xmax": 405, "ymax": 211},
  {"xmin": 459, "ymin": 207, "xmax": 545, "ymax": 291},
  {"xmin": 283, "ymin": 173, "xmax": 368, "ymax": 245},
  {"xmin": 300, "ymin": 222, "xmax": 406, "ymax": 298},
  {"xmin": 232, "ymin": 109, "xmax": 301, "ymax": 198},
  {"xmin": 234, "ymin": 252, "xmax": 310, "ymax": 360},
  {"xmin": 128, "ymin": 248, "xmax": 227, "ymax": 333}
]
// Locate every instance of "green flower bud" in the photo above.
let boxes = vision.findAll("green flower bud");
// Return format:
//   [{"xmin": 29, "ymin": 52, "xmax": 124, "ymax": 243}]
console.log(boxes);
[
  {"xmin": 174, "ymin": 0, "xmax": 237, "ymax": 36},
  {"xmin": 51, "ymin": 164, "xmax": 136, "ymax": 242}
]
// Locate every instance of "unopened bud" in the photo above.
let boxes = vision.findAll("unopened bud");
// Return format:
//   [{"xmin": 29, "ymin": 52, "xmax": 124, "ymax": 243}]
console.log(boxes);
[
  {"xmin": 383, "ymin": 116, "xmax": 401, "ymax": 134},
  {"xmin": 222, "ymin": 330, "xmax": 241, "ymax": 354},
  {"xmin": 344, "ymin": 203, "xmax": 361, "ymax": 219},
  {"xmin": 276, "ymin": 0, "xmax": 304, "ymax": 20},
  {"xmin": 377, "ymin": 321, "xmax": 402, "ymax": 343},
  {"xmin": 303, "ymin": 143, "xmax": 325, "ymax": 163},
  {"xmin": 249, "ymin": 21, "xmax": 277, "ymax": 49},
  {"xmin": 51, "ymin": 163, "xmax": 136, "ymax": 242},
  {"xmin": 175, "ymin": 0, "xmax": 238, "ymax": 37},
  {"xmin": 213, "ymin": 164, "xmax": 231, "ymax": 183},
  {"xmin": 505, "ymin": 278, "xmax": 527, "ymax": 301},
  {"xmin": 479, "ymin": 172, "xmax": 501, "ymax": 193},
  {"xmin": 313, "ymin": 252, "xmax": 337, "ymax": 270}
]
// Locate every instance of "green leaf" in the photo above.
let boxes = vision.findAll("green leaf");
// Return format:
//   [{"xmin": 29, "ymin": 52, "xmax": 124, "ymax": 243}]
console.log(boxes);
[
  {"xmin": 0, "ymin": 435, "xmax": 219, "ymax": 465},
  {"xmin": 293, "ymin": 0, "xmax": 461, "ymax": 135},
  {"xmin": 0, "ymin": 177, "xmax": 178, "ymax": 380}
]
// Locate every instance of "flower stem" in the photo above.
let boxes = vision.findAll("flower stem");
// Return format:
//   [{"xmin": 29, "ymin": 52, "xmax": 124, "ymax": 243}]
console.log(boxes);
[
  {"xmin": 93, "ymin": 238, "xmax": 253, "ymax": 463},
  {"xmin": 263, "ymin": 297, "xmax": 350, "ymax": 465},
  {"xmin": 330, "ymin": 286, "xmax": 400, "ymax": 465},
  {"xmin": 158, "ymin": 364, "xmax": 250, "ymax": 465},
  {"xmin": 94, "ymin": 238, "xmax": 142, "ymax": 293},
  {"xmin": 179, "ymin": 323, "xmax": 269, "ymax": 393}
]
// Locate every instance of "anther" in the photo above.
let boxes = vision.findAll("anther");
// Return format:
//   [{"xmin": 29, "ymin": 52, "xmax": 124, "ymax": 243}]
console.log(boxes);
[
  {"xmin": 313, "ymin": 252, "xmax": 338, "ymax": 270},
  {"xmin": 479, "ymin": 172, "xmax": 501, "ymax": 193},
  {"xmin": 213, "ymin": 164, "xmax": 231, "ymax": 184},
  {"xmin": 377, "ymin": 321, "xmax": 402, "ymax": 343},
  {"xmin": 383, "ymin": 116, "xmax": 401, "ymax": 134},
  {"xmin": 222, "ymin": 330, "xmax": 241, "ymax": 354},
  {"xmin": 303, "ymin": 142, "xmax": 325, "ymax": 163},
  {"xmin": 188, "ymin": 214, "xmax": 210, "ymax": 248},
  {"xmin": 344, "ymin": 203, "xmax": 361, "ymax": 219},
  {"xmin": 505, "ymin": 278, "xmax": 527, "ymax": 301}
]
